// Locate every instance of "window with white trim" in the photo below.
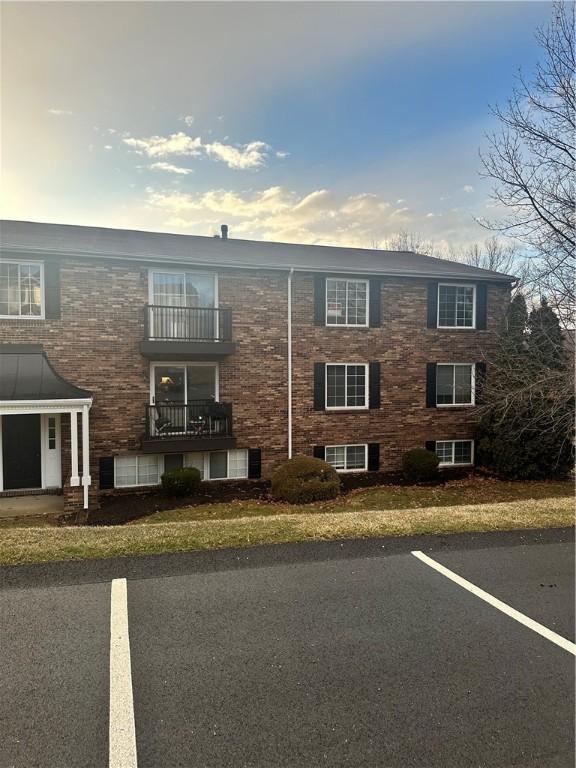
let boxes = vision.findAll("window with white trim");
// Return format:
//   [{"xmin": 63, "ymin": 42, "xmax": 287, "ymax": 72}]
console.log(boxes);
[
  {"xmin": 435, "ymin": 440, "xmax": 474, "ymax": 466},
  {"xmin": 184, "ymin": 449, "xmax": 248, "ymax": 480},
  {"xmin": 436, "ymin": 364, "xmax": 475, "ymax": 406},
  {"xmin": 326, "ymin": 364, "xmax": 367, "ymax": 409},
  {"xmin": 325, "ymin": 444, "xmax": 368, "ymax": 472},
  {"xmin": 326, "ymin": 279, "xmax": 368, "ymax": 326},
  {"xmin": 438, "ymin": 284, "xmax": 475, "ymax": 328},
  {"xmin": 115, "ymin": 455, "xmax": 162, "ymax": 487},
  {"xmin": 0, "ymin": 261, "xmax": 43, "ymax": 317}
]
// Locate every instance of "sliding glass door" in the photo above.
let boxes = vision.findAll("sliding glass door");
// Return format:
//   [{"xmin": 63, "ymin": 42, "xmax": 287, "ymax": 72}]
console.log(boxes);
[{"xmin": 150, "ymin": 271, "xmax": 216, "ymax": 339}]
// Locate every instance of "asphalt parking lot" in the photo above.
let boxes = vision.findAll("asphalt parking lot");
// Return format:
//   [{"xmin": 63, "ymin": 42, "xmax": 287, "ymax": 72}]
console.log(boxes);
[{"xmin": 1, "ymin": 528, "xmax": 574, "ymax": 768}]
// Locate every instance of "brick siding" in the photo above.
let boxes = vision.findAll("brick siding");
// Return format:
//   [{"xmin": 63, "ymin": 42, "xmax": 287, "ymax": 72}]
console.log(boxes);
[{"xmin": 0, "ymin": 255, "xmax": 509, "ymax": 511}]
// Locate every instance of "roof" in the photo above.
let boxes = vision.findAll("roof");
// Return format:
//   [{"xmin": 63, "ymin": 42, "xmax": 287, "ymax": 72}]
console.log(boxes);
[
  {"xmin": 0, "ymin": 345, "xmax": 92, "ymax": 400},
  {"xmin": 0, "ymin": 219, "xmax": 515, "ymax": 282}
]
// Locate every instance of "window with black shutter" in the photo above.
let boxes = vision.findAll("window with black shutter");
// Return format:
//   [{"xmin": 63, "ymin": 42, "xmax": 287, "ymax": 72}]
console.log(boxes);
[{"xmin": 313, "ymin": 446, "xmax": 326, "ymax": 460}]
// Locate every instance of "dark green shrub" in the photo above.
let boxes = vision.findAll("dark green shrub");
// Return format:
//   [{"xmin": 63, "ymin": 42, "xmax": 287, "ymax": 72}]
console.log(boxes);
[
  {"xmin": 402, "ymin": 449, "xmax": 439, "ymax": 483},
  {"xmin": 271, "ymin": 455, "xmax": 340, "ymax": 503},
  {"xmin": 161, "ymin": 466, "xmax": 202, "ymax": 496}
]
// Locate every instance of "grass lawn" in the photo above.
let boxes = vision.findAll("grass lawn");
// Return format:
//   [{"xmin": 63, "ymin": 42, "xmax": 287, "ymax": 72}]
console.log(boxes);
[
  {"xmin": 0, "ymin": 495, "xmax": 572, "ymax": 566},
  {"xmin": 137, "ymin": 477, "xmax": 572, "ymax": 524}
]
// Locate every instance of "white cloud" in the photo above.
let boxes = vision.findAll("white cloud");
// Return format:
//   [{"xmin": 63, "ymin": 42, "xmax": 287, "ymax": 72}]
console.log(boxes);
[
  {"xmin": 204, "ymin": 140, "xmax": 269, "ymax": 170},
  {"xmin": 123, "ymin": 132, "xmax": 202, "ymax": 158},
  {"xmin": 180, "ymin": 115, "xmax": 195, "ymax": 127},
  {"xmin": 144, "ymin": 184, "xmax": 487, "ymax": 251},
  {"xmin": 122, "ymin": 131, "xmax": 280, "ymax": 170},
  {"xmin": 148, "ymin": 161, "xmax": 193, "ymax": 175},
  {"xmin": 104, "ymin": 145, "xmax": 113, "ymax": 150},
  {"xmin": 462, "ymin": 185, "xmax": 474, "ymax": 194},
  {"xmin": 48, "ymin": 108, "xmax": 73, "ymax": 116}
]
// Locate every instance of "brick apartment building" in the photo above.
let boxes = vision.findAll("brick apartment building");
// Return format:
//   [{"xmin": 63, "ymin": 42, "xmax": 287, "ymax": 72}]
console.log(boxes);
[{"xmin": 0, "ymin": 220, "xmax": 513, "ymax": 514}]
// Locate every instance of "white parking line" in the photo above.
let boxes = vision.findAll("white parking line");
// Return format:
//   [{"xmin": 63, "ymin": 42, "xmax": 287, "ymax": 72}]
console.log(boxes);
[
  {"xmin": 411, "ymin": 550, "xmax": 576, "ymax": 656},
  {"xmin": 109, "ymin": 578, "xmax": 138, "ymax": 768}
]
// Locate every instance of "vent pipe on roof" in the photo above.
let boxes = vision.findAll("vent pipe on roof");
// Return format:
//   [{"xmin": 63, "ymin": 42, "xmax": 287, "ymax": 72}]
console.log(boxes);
[{"xmin": 221, "ymin": 224, "xmax": 229, "ymax": 240}]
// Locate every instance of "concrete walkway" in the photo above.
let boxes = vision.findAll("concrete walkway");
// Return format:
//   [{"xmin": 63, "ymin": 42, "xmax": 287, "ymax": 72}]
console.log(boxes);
[{"xmin": 0, "ymin": 494, "xmax": 64, "ymax": 519}]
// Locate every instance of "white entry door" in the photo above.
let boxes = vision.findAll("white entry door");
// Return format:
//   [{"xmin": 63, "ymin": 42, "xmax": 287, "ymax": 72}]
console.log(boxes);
[{"xmin": 42, "ymin": 414, "xmax": 62, "ymax": 488}]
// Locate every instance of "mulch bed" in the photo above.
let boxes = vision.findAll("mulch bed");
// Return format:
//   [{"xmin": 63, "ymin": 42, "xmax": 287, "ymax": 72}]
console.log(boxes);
[{"xmin": 66, "ymin": 467, "xmax": 474, "ymax": 527}]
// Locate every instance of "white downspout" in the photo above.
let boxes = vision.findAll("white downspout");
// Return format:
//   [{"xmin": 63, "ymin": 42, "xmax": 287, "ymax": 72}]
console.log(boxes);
[{"xmin": 287, "ymin": 268, "xmax": 294, "ymax": 459}]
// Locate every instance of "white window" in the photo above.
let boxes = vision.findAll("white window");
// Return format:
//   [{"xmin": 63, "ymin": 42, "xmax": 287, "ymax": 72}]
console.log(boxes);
[
  {"xmin": 114, "ymin": 449, "xmax": 249, "ymax": 487},
  {"xmin": 326, "ymin": 279, "xmax": 368, "ymax": 326},
  {"xmin": 437, "ymin": 364, "xmax": 475, "ymax": 406},
  {"xmin": 326, "ymin": 364, "xmax": 368, "ymax": 409},
  {"xmin": 0, "ymin": 261, "xmax": 43, "ymax": 318},
  {"xmin": 48, "ymin": 417, "xmax": 57, "ymax": 450},
  {"xmin": 184, "ymin": 449, "xmax": 248, "ymax": 481},
  {"xmin": 150, "ymin": 270, "xmax": 215, "ymax": 308},
  {"xmin": 435, "ymin": 440, "xmax": 474, "ymax": 466},
  {"xmin": 438, "ymin": 284, "xmax": 475, "ymax": 328},
  {"xmin": 114, "ymin": 455, "xmax": 162, "ymax": 487},
  {"xmin": 325, "ymin": 444, "xmax": 368, "ymax": 472}
]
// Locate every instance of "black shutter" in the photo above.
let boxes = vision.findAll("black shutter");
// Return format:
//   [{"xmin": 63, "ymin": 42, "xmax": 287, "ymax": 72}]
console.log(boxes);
[
  {"xmin": 314, "ymin": 363, "xmax": 325, "ymax": 410},
  {"xmin": 476, "ymin": 283, "xmax": 487, "ymax": 330},
  {"xmin": 368, "ymin": 361, "xmax": 381, "ymax": 409},
  {"xmin": 369, "ymin": 279, "xmax": 381, "ymax": 327},
  {"xmin": 425, "ymin": 441, "xmax": 436, "ymax": 453},
  {"xmin": 99, "ymin": 457, "xmax": 114, "ymax": 489},
  {"xmin": 367, "ymin": 443, "xmax": 380, "ymax": 471},
  {"xmin": 314, "ymin": 275, "xmax": 326, "ymax": 326},
  {"xmin": 427, "ymin": 281, "xmax": 438, "ymax": 328},
  {"xmin": 475, "ymin": 362, "xmax": 487, "ymax": 404},
  {"xmin": 426, "ymin": 363, "xmax": 437, "ymax": 408},
  {"xmin": 313, "ymin": 445, "xmax": 325, "ymax": 460},
  {"xmin": 44, "ymin": 261, "xmax": 61, "ymax": 319},
  {"xmin": 248, "ymin": 448, "xmax": 262, "ymax": 479}
]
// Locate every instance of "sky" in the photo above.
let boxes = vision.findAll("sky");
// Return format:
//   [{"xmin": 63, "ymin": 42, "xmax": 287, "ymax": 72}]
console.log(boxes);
[{"xmin": 1, "ymin": 1, "xmax": 553, "ymax": 252}]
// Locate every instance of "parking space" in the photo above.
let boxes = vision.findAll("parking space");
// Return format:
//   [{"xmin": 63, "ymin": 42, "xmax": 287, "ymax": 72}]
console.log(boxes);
[
  {"xmin": 429, "ymin": 540, "xmax": 575, "ymax": 640},
  {"xmin": 0, "ymin": 537, "xmax": 574, "ymax": 768},
  {"xmin": 0, "ymin": 582, "xmax": 110, "ymax": 768}
]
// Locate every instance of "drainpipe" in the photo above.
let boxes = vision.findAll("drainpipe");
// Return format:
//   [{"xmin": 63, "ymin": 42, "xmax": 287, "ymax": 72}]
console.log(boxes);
[{"xmin": 287, "ymin": 268, "xmax": 294, "ymax": 459}]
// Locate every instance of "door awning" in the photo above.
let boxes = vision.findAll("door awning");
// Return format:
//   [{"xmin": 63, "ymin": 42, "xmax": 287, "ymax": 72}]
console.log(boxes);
[{"xmin": 0, "ymin": 345, "xmax": 92, "ymax": 400}]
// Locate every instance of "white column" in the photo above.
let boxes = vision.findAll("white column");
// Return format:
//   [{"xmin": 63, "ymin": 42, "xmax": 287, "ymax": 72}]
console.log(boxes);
[
  {"xmin": 70, "ymin": 410, "xmax": 80, "ymax": 486},
  {"xmin": 81, "ymin": 404, "xmax": 91, "ymax": 509}
]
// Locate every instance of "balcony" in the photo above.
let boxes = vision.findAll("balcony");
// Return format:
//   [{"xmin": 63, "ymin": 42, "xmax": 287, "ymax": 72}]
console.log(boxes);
[
  {"xmin": 140, "ymin": 305, "xmax": 236, "ymax": 360},
  {"xmin": 142, "ymin": 400, "xmax": 236, "ymax": 453}
]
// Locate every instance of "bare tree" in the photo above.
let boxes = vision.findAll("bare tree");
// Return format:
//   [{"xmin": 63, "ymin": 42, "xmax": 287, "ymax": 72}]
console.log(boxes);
[
  {"xmin": 479, "ymin": 2, "xmax": 575, "ymax": 324},
  {"xmin": 378, "ymin": 230, "xmax": 438, "ymax": 257},
  {"xmin": 447, "ymin": 236, "xmax": 530, "ymax": 293}
]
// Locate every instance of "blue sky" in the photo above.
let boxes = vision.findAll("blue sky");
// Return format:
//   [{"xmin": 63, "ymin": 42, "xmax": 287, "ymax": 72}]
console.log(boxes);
[{"xmin": 1, "ymin": 1, "xmax": 552, "ymax": 251}]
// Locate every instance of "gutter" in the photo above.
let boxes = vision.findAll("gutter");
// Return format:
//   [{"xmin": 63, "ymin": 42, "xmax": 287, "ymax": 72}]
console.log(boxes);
[{"xmin": 287, "ymin": 268, "xmax": 294, "ymax": 459}]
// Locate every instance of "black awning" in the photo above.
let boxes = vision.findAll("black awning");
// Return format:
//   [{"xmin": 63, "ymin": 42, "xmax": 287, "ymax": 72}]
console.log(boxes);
[{"xmin": 0, "ymin": 345, "xmax": 92, "ymax": 400}]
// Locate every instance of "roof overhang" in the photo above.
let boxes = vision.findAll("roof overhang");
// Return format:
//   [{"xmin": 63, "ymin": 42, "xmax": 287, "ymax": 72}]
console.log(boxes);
[{"xmin": 0, "ymin": 398, "xmax": 92, "ymax": 416}]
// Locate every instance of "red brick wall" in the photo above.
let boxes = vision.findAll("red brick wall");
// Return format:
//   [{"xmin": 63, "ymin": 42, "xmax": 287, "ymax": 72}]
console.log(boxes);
[
  {"xmin": 291, "ymin": 274, "xmax": 509, "ymax": 470},
  {"xmin": 0, "ymin": 255, "xmax": 510, "ymax": 508}
]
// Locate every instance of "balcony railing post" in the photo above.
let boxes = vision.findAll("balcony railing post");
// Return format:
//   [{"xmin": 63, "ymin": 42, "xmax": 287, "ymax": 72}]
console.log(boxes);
[
  {"xmin": 146, "ymin": 400, "xmax": 233, "ymax": 440},
  {"xmin": 145, "ymin": 305, "xmax": 232, "ymax": 342}
]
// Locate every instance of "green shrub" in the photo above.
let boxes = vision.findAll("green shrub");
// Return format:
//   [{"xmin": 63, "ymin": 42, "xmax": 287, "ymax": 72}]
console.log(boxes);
[
  {"xmin": 271, "ymin": 455, "xmax": 340, "ymax": 503},
  {"xmin": 402, "ymin": 449, "xmax": 440, "ymax": 483},
  {"xmin": 161, "ymin": 467, "xmax": 202, "ymax": 497}
]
